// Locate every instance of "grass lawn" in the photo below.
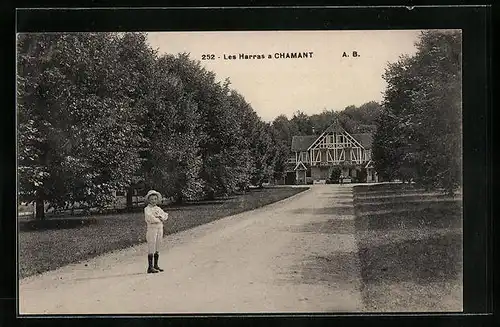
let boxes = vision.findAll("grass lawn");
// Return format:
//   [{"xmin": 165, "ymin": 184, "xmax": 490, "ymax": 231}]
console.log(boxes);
[
  {"xmin": 352, "ymin": 183, "xmax": 463, "ymax": 312},
  {"xmin": 18, "ymin": 186, "xmax": 308, "ymax": 279}
]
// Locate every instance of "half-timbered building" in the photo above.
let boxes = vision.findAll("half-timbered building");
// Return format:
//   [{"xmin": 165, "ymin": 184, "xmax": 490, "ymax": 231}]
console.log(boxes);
[{"xmin": 285, "ymin": 120, "xmax": 378, "ymax": 184}]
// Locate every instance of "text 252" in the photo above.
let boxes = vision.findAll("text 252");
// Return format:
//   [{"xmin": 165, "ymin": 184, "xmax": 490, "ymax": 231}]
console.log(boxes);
[{"xmin": 201, "ymin": 54, "xmax": 216, "ymax": 60}]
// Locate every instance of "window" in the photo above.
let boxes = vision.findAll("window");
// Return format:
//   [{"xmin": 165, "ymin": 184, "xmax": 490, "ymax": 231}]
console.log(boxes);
[{"xmin": 303, "ymin": 152, "xmax": 309, "ymax": 162}]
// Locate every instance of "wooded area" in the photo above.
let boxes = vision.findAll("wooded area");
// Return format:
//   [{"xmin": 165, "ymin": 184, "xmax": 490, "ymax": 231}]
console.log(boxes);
[
  {"xmin": 372, "ymin": 30, "xmax": 462, "ymax": 194},
  {"xmin": 17, "ymin": 30, "xmax": 461, "ymax": 219}
]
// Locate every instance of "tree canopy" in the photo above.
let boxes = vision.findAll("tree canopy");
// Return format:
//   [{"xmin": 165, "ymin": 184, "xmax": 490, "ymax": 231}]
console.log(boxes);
[
  {"xmin": 19, "ymin": 31, "xmax": 413, "ymax": 219},
  {"xmin": 17, "ymin": 32, "xmax": 287, "ymax": 218},
  {"xmin": 18, "ymin": 33, "xmax": 147, "ymax": 217},
  {"xmin": 373, "ymin": 30, "xmax": 462, "ymax": 193}
]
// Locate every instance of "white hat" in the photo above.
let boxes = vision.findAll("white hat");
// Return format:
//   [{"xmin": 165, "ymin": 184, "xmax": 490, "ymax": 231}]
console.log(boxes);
[{"xmin": 145, "ymin": 190, "xmax": 162, "ymax": 202}]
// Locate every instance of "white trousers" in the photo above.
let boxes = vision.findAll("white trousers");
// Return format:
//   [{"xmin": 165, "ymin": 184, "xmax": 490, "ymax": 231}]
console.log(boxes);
[{"xmin": 146, "ymin": 227, "xmax": 163, "ymax": 254}]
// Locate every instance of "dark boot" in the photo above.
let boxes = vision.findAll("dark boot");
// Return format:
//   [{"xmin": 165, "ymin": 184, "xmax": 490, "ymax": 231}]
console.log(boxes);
[
  {"xmin": 153, "ymin": 252, "xmax": 164, "ymax": 272},
  {"xmin": 147, "ymin": 254, "xmax": 158, "ymax": 273}
]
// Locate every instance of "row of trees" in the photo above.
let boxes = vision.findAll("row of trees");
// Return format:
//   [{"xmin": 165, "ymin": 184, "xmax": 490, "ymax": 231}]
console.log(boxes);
[
  {"xmin": 19, "ymin": 31, "xmax": 458, "ymax": 218},
  {"xmin": 18, "ymin": 32, "xmax": 287, "ymax": 219},
  {"xmin": 372, "ymin": 30, "xmax": 462, "ymax": 193}
]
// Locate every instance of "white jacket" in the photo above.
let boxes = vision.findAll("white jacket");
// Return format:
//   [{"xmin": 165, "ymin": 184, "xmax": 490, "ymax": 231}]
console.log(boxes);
[{"xmin": 144, "ymin": 205, "xmax": 169, "ymax": 229}]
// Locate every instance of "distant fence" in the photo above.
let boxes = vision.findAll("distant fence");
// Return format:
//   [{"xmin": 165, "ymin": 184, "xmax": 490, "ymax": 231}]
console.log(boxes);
[{"xmin": 18, "ymin": 196, "xmax": 172, "ymax": 219}]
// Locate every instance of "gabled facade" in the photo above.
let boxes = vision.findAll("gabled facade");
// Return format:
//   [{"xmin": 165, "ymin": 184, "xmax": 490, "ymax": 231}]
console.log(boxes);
[{"xmin": 285, "ymin": 120, "xmax": 378, "ymax": 184}]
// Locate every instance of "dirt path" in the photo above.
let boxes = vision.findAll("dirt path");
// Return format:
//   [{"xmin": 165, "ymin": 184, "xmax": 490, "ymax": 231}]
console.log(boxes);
[{"xmin": 19, "ymin": 185, "xmax": 364, "ymax": 314}]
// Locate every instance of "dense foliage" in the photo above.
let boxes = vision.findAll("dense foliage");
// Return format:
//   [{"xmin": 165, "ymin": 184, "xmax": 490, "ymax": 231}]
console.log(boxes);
[
  {"xmin": 19, "ymin": 32, "xmax": 420, "ymax": 219},
  {"xmin": 372, "ymin": 30, "xmax": 462, "ymax": 193},
  {"xmin": 17, "ymin": 33, "xmax": 287, "ymax": 218},
  {"xmin": 18, "ymin": 33, "xmax": 147, "ymax": 218}
]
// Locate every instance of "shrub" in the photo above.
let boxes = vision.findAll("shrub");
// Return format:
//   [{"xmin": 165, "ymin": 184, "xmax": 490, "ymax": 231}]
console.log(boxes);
[
  {"xmin": 330, "ymin": 167, "xmax": 342, "ymax": 183},
  {"xmin": 357, "ymin": 168, "xmax": 368, "ymax": 183}
]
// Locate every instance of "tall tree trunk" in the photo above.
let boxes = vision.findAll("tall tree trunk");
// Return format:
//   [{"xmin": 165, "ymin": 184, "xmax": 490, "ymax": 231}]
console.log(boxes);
[
  {"xmin": 35, "ymin": 198, "xmax": 45, "ymax": 220},
  {"xmin": 126, "ymin": 187, "xmax": 134, "ymax": 211}
]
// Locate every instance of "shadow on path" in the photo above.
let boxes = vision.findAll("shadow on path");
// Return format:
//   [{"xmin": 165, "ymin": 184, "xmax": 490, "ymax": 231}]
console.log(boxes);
[
  {"xmin": 284, "ymin": 252, "xmax": 360, "ymax": 290},
  {"xmin": 70, "ymin": 272, "xmax": 145, "ymax": 282},
  {"xmin": 354, "ymin": 206, "xmax": 462, "ymax": 231},
  {"xmin": 290, "ymin": 207, "xmax": 354, "ymax": 216},
  {"xmin": 291, "ymin": 219, "xmax": 356, "ymax": 234},
  {"xmin": 358, "ymin": 232, "xmax": 462, "ymax": 285}
]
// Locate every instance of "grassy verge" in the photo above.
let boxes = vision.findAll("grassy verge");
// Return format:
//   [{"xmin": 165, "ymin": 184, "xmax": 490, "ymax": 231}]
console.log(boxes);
[
  {"xmin": 352, "ymin": 184, "xmax": 463, "ymax": 312},
  {"xmin": 18, "ymin": 186, "xmax": 308, "ymax": 279}
]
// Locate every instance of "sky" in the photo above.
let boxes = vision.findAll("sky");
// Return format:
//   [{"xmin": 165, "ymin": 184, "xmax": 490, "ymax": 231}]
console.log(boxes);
[{"xmin": 147, "ymin": 30, "xmax": 422, "ymax": 122}]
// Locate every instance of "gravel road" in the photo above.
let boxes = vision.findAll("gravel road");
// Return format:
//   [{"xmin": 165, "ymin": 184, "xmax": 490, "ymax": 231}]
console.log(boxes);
[{"xmin": 19, "ymin": 184, "xmax": 364, "ymax": 314}]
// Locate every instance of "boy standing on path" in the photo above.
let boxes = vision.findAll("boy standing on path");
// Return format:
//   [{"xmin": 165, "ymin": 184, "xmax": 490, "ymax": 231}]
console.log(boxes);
[{"xmin": 144, "ymin": 190, "xmax": 169, "ymax": 274}]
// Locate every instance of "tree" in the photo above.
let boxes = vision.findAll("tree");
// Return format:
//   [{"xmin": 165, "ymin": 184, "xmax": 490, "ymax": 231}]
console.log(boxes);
[
  {"xmin": 342, "ymin": 102, "xmax": 383, "ymax": 133},
  {"xmin": 309, "ymin": 109, "xmax": 337, "ymax": 134},
  {"xmin": 163, "ymin": 54, "xmax": 256, "ymax": 199},
  {"xmin": 141, "ymin": 54, "xmax": 205, "ymax": 204},
  {"xmin": 374, "ymin": 30, "xmax": 462, "ymax": 193},
  {"xmin": 272, "ymin": 115, "xmax": 293, "ymax": 145},
  {"xmin": 269, "ymin": 126, "xmax": 290, "ymax": 183},
  {"xmin": 17, "ymin": 33, "xmax": 146, "ymax": 219},
  {"xmin": 290, "ymin": 111, "xmax": 313, "ymax": 135},
  {"xmin": 115, "ymin": 32, "xmax": 159, "ymax": 210},
  {"xmin": 248, "ymin": 121, "xmax": 275, "ymax": 187},
  {"xmin": 227, "ymin": 91, "xmax": 257, "ymax": 191}
]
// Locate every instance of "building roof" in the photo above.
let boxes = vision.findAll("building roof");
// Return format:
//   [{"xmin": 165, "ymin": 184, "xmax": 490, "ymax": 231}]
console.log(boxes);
[
  {"xmin": 291, "ymin": 135, "xmax": 317, "ymax": 152},
  {"xmin": 351, "ymin": 133, "xmax": 374, "ymax": 149},
  {"xmin": 322, "ymin": 120, "xmax": 345, "ymax": 134},
  {"xmin": 294, "ymin": 161, "xmax": 307, "ymax": 171},
  {"xmin": 291, "ymin": 132, "xmax": 374, "ymax": 151}
]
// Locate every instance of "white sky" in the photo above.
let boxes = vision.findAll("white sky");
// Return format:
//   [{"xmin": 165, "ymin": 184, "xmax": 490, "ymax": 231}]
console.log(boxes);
[{"xmin": 147, "ymin": 30, "xmax": 422, "ymax": 122}]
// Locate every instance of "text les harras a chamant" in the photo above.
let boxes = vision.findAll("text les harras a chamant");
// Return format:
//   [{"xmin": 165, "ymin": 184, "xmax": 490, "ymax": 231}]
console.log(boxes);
[{"xmin": 201, "ymin": 52, "xmax": 314, "ymax": 61}]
